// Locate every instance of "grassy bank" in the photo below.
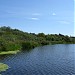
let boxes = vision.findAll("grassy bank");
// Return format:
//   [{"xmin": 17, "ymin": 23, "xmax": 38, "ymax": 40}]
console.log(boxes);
[
  {"xmin": 0, "ymin": 63, "xmax": 9, "ymax": 72},
  {"xmin": 0, "ymin": 50, "xmax": 20, "ymax": 55}
]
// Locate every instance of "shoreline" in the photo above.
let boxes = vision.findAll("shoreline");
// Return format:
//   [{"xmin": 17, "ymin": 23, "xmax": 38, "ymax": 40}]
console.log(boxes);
[
  {"xmin": 0, "ymin": 50, "xmax": 20, "ymax": 55},
  {"xmin": 0, "ymin": 44, "xmax": 75, "ymax": 55}
]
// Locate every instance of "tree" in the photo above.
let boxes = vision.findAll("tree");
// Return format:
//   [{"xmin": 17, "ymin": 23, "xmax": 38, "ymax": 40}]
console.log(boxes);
[{"xmin": 37, "ymin": 33, "xmax": 45, "ymax": 37}]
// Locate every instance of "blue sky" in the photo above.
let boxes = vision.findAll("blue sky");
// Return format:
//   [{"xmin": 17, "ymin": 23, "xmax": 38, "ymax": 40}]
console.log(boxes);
[{"xmin": 0, "ymin": 0, "xmax": 74, "ymax": 36}]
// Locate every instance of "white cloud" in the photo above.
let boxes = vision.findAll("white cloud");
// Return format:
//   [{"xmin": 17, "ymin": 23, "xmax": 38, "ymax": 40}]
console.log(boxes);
[
  {"xmin": 32, "ymin": 13, "xmax": 41, "ymax": 16},
  {"xmin": 30, "ymin": 18, "xmax": 39, "ymax": 20},
  {"xmin": 52, "ymin": 13, "xmax": 56, "ymax": 16},
  {"xmin": 58, "ymin": 21, "xmax": 70, "ymax": 24}
]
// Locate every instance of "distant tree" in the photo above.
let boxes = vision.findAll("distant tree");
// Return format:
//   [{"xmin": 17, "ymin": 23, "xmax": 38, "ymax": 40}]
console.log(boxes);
[
  {"xmin": 37, "ymin": 33, "xmax": 45, "ymax": 37},
  {"xmin": 59, "ymin": 33, "xmax": 64, "ymax": 37},
  {"xmin": 64, "ymin": 36, "xmax": 71, "ymax": 42},
  {"xmin": 0, "ymin": 26, "xmax": 11, "ymax": 31}
]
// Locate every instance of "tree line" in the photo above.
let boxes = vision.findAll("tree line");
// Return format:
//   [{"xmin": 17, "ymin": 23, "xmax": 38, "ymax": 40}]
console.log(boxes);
[{"xmin": 0, "ymin": 26, "xmax": 75, "ymax": 52}]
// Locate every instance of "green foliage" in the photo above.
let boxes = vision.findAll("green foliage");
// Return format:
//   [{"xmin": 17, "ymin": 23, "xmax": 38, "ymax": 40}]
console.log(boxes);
[
  {"xmin": 0, "ymin": 41, "xmax": 21, "ymax": 52},
  {"xmin": 6, "ymin": 42, "xmax": 21, "ymax": 51},
  {"xmin": 40, "ymin": 41, "xmax": 49, "ymax": 45},
  {"xmin": 0, "ymin": 26, "xmax": 75, "ymax": 52},
  {"xmin": 0, "ymin": 40, "xmax": 7, "ymax": 52},
  {"xmin": 21, "ymin": 41, "xmax": 39, "ymax": 50},
  {"xmin": 37, "ymin": 33, "xmax": 45, "ymax": 38}
]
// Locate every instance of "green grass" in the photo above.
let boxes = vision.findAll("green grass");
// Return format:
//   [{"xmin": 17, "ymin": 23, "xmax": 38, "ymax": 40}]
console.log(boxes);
[
  {"xmin": 0, "ymin": 63, "xmax": 9, "ymax": 72},
  {"xmin": 0, "ymin": 50, "xmax": 20, "ymax": 55}
]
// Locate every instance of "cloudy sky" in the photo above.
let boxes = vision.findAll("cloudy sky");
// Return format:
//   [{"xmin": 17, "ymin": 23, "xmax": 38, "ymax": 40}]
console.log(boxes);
[{"xmin": 0, "ymin": 0, "xmax": 74, "ymax": 36}]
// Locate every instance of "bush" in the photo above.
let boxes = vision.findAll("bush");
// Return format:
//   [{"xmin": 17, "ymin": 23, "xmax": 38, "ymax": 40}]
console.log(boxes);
[
  {"xmin": 0, "ymin": 40, "xmax": 7, "ymax": 52},
  {"xmin": 40, "ymin": 41, "xmax": 49, "ymax": 45},
  {"xmin": 21, "ymin": 41, "xmax": 39, "ymax": 50},
  {"xmin": 6, "ymin": 43, "xmax": 21, "ymax": 51}
]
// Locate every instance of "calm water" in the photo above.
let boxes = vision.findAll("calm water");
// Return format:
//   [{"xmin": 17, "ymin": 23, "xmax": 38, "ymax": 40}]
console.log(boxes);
[{"xmin": 0, "ymin": 44, "xmax": 75, "ymax": 75}]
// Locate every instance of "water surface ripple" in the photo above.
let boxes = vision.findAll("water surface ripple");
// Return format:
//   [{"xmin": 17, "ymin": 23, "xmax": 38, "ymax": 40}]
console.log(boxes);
[{"xmin": 0, "ymin": 44, "xmax": 75, "ymax": 75}]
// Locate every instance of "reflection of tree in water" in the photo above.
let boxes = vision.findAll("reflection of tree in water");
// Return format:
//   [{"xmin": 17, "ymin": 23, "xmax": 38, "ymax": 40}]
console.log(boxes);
[
  {"xmin": 0, "ymin": 55, "xmax": 7, "ymax": 60},
  {"xmin": 0, "ymin": 55, "xmax": 12, "ymax": 60}
]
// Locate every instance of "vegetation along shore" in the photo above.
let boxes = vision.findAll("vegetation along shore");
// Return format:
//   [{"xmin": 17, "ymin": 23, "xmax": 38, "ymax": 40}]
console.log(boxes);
[{"xmin": 0, "ymin": 26, "xmax": 75, "ymax": 55}]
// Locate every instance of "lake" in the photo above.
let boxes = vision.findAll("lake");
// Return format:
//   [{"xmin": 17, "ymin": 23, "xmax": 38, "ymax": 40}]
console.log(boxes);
[{"xmin": 0, "ymin": 44, "xmax": 75, "ymax": 75}]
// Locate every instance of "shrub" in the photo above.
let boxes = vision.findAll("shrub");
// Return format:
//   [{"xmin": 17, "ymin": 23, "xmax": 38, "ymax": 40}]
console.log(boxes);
[
  {"xmin": 40, "ymin": 41, "xmax": 49, "ymax": 45},
  {"xmin": 21, "ymin": 41, "xmax": 39, "ymax": 50},
  {"xmin": 6, "ymin": 42, "xmax": 21, "ymax": 51}
]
